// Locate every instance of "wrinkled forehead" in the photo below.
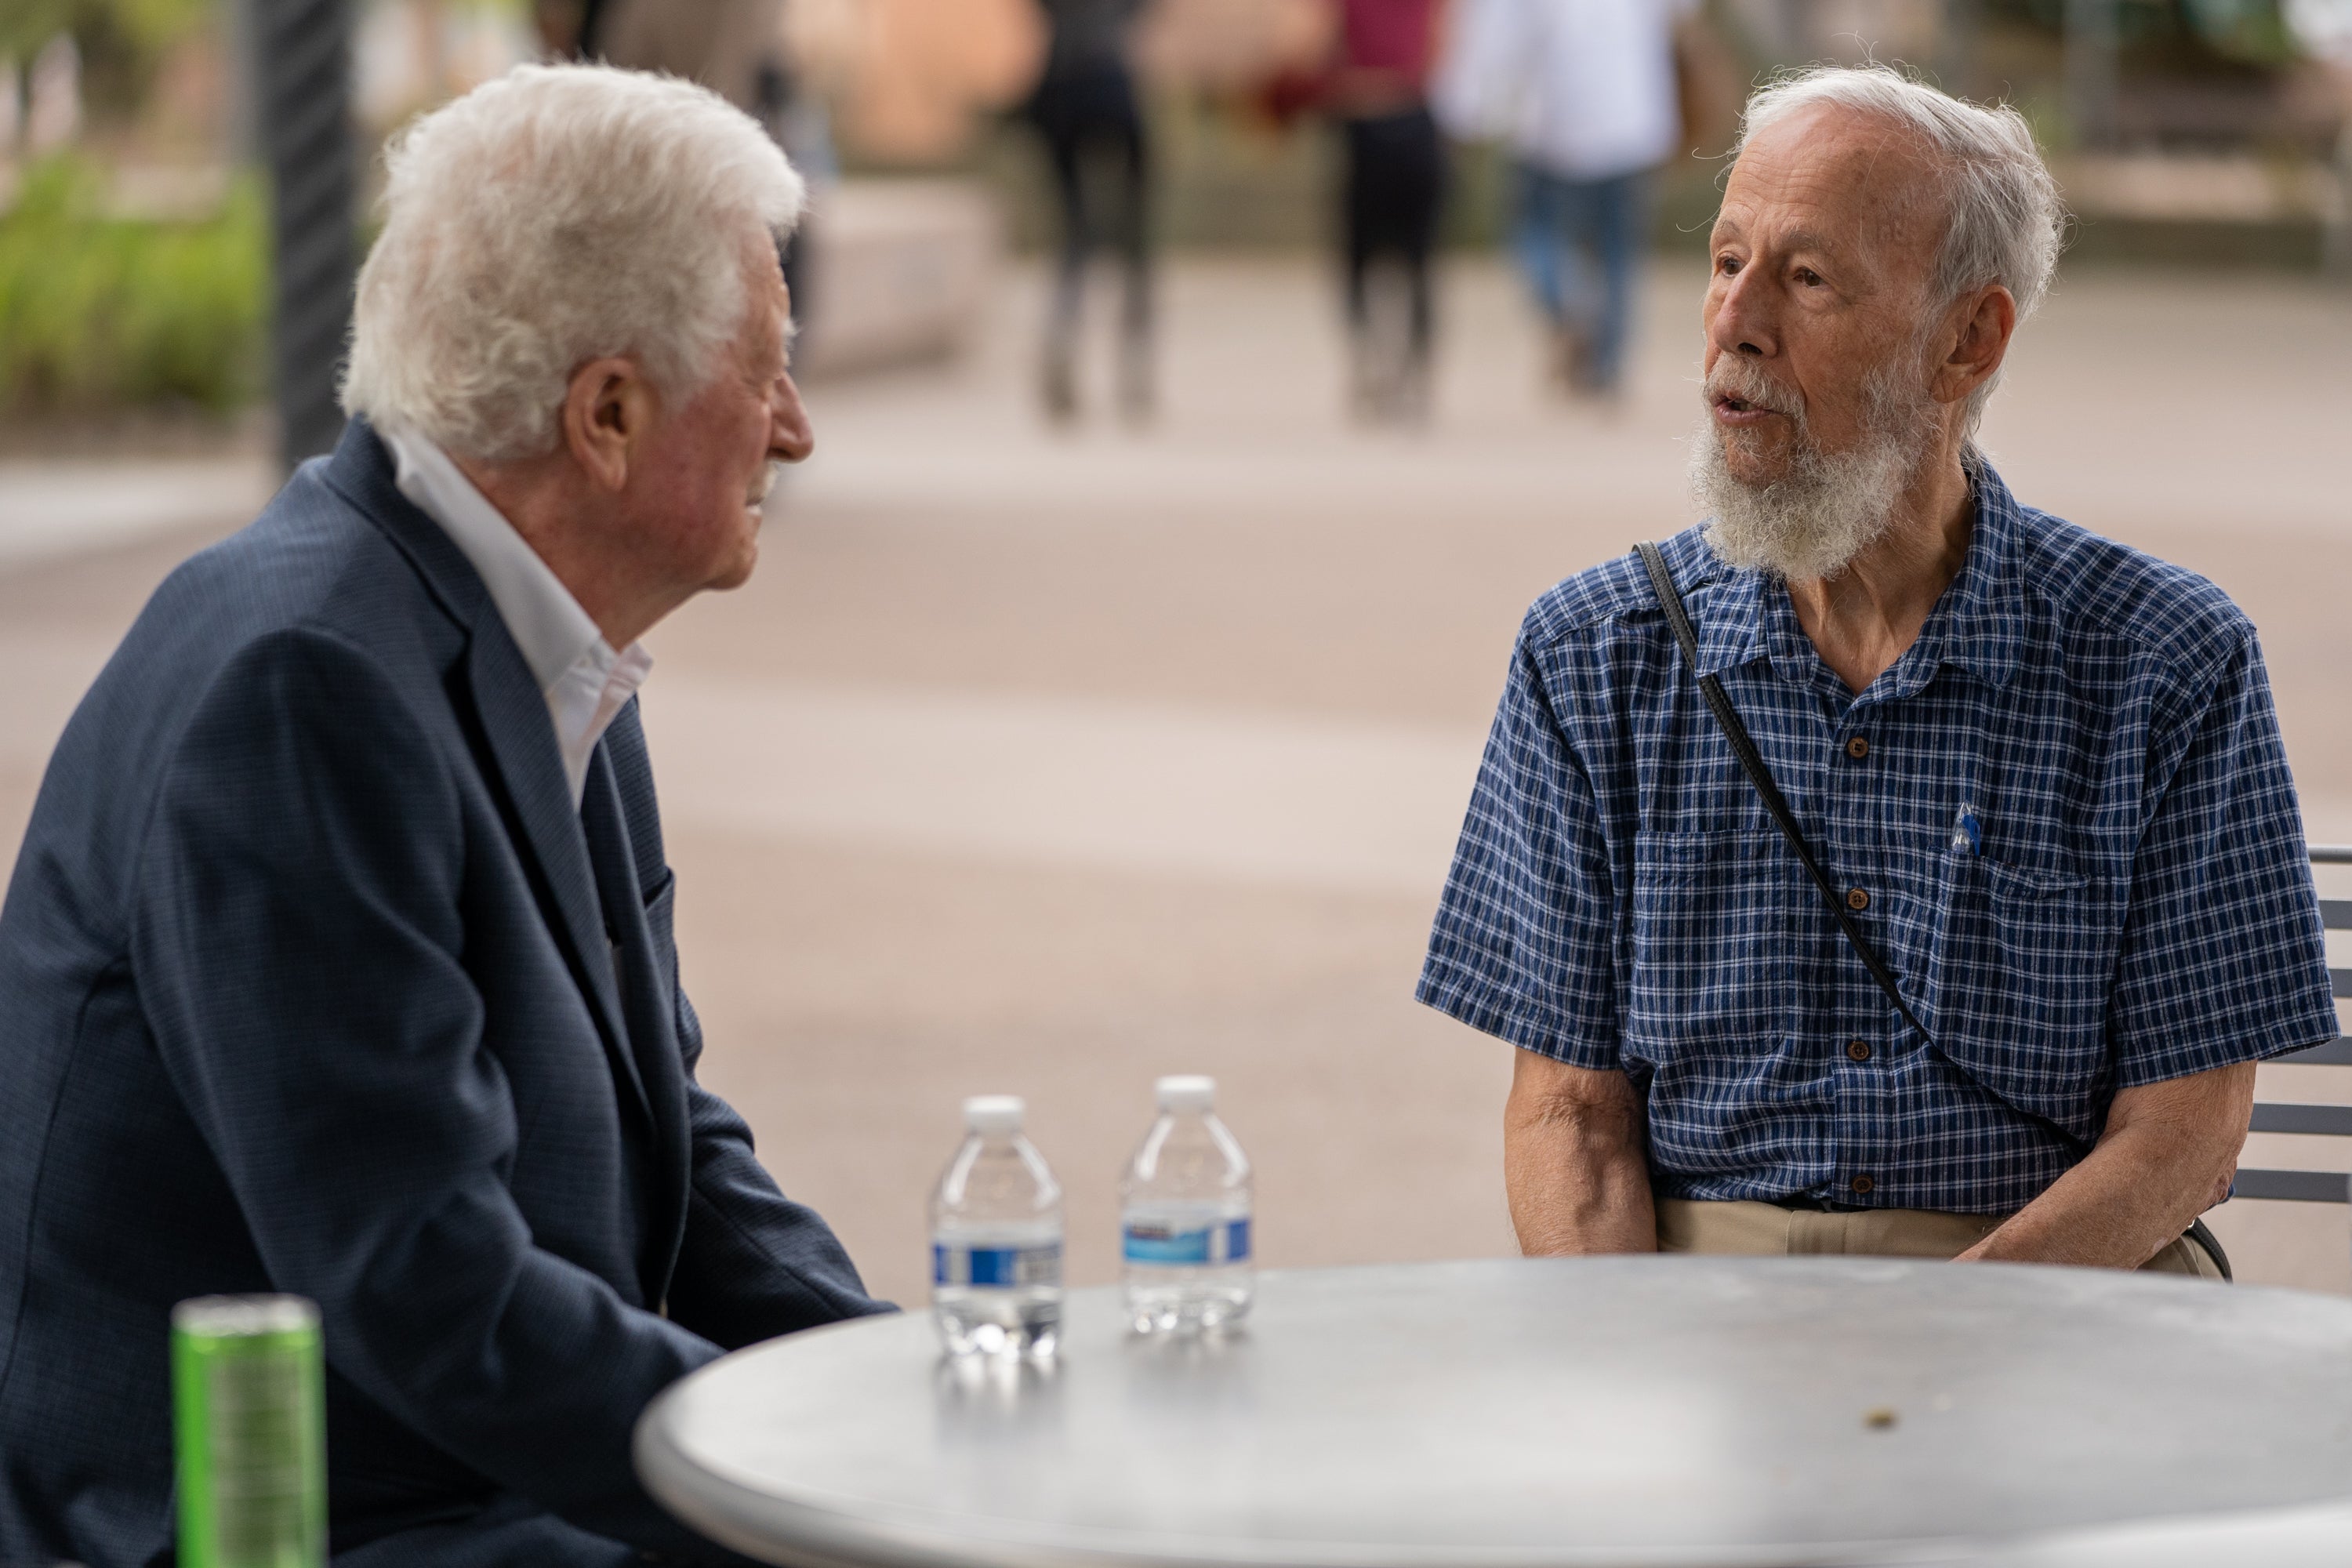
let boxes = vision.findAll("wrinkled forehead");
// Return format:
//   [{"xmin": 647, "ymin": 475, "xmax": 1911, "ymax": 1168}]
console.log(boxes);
[{"xmin": 1716, "ymin": 103, "xmax": 1947, "ymax": 289}]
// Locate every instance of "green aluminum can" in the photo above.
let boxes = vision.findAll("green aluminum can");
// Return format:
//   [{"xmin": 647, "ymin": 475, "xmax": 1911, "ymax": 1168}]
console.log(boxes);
[{"xmin": 171, "ymin": 1295, "xmax": 326, "ymax": 1568}]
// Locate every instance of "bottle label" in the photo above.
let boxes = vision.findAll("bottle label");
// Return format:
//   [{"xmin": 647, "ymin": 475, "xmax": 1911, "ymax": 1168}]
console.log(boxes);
[
  {"xmin": 1122, "ymin": 1217, "xmax": 1250, "ymax": 1266},
  {"xmin": 933, "ymin": 1240, "xmax": 1063, "ymax": 1289}
]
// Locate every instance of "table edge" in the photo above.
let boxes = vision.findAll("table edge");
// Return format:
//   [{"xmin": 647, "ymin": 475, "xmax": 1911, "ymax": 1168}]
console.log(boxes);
[
  {"xmin": 633, "ymin": 1375, "xmax": 2352, "ymax": 1568},
  {"xmin": 632, "ymin": 1263, "xmax": 2352, "ymax": 1568}
]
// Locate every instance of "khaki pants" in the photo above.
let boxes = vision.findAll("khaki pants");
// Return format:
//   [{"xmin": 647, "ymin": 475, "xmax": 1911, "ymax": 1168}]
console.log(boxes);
[{"xmin": 1654, "ymin": 1199, "xmax": 2227, "ymax": 1279}]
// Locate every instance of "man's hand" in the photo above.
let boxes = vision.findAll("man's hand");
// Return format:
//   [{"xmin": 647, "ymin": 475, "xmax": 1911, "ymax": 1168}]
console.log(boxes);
[
  {"xmin": 1503, "ymin": 1049, "xmax": 1657, "ymax": 1256},
  {"xmin": 1956, "ymin": 1061, "xmax": 2256, "ymax": 1269}
]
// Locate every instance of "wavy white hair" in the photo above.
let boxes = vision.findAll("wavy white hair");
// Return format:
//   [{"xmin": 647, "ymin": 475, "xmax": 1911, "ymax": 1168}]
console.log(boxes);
[
  {"xmin": 341, "ymin": 64, "xmax": 805, "ymax": 463},
  {"xmin": 1734, "ymin": 65, "xmax": 2067, "ymax": 437}
]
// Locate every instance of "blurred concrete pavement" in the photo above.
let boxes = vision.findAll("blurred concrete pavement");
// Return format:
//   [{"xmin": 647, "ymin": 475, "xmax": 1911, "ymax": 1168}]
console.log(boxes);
[{"xmin": 2, "ymin": 256, "xmax": 2348, "ymax": 1307}]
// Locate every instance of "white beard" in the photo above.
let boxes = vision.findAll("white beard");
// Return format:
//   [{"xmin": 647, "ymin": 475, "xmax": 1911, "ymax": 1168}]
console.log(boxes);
[{"xmin": 1690, "ymin": 358, "xmax": 1935, "ymax": 582}]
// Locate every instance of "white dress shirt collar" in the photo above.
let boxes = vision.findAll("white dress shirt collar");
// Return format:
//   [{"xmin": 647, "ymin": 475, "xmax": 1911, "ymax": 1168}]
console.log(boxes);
[{"xmin": 381, "ymin": 426, "xmax": 652, "ymax": 809}]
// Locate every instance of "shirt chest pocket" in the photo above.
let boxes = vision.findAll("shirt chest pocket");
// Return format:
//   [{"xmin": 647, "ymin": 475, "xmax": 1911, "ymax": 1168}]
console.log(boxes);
[
  {"xmin": 1626, "ymin": 830, "xmax": 1803, "ymax": 1065},
  {"xmin": 1936, "ymin": 851, "xmax": 2121, "ymax": 1116}
]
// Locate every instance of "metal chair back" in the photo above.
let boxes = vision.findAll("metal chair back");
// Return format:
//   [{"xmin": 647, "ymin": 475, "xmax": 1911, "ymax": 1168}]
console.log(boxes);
[{"xmin": 2229, "ymin": 846, "xmax": 2352, "ymax": 1203}]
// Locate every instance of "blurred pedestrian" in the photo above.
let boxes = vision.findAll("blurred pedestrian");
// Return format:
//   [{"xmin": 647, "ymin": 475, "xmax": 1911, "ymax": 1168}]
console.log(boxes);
[
  {"xmin": 540, "ymin": 0, "xmax": 835, "ymax": 342},
  {"xmin": 1320, "ymin": 0, "xmax": 1450, "ymax": 423},
  {"xmin": 1436, "ymin": 0, "xmax": 1698, "ymax": 401},
  {"xmin": 1025, "ymin": 0, "xmax": 1156, "ymax": 423}
]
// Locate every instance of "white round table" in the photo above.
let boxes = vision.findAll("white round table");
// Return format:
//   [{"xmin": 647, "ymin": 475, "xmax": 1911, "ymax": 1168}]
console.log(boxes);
[{"xmin": 634, "ymin": 1258, "xmax": 2352, "ymax": 1568}]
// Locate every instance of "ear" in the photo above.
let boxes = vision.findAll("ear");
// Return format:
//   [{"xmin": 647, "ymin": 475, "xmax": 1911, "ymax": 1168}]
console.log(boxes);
[
  {"xmin": 1929, "ymin": 284, "xmax": 2017, "ymax": 410},
  {"xmin": 558, "ymin": 357, "xmax": 656, "ymax": 494}
]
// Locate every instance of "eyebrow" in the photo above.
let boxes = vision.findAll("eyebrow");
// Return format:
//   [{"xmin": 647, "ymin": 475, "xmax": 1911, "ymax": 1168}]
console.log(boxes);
[{"xmin": 1710, "ymin": 220, "xmax": 1842, "ymax": 265}]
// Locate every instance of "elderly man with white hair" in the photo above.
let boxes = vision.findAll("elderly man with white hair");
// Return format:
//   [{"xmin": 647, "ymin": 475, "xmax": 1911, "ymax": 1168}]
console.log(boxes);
[
  {"xmin": 0, "ymin": 66, "xmax": 882, "ymax": 1567},
  {"xmin": 1420, "ymin": 66, "xmax": 2336, "ymax": 1275}
]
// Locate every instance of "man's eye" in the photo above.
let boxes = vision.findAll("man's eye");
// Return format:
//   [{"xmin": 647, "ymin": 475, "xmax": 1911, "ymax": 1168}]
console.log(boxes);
[
  {"xmin": 1717, "ymin": 254, "xmax": 1741, "ymax": 276},
  {"xmin": 1795, "ymin": 268, "xmax": 1824, "ymax": 287}
]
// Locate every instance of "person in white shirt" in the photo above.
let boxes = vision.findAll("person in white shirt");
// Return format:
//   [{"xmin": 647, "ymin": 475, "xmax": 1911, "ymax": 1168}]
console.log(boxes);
[{"xmin": 1435, "ymin": 0, "xmax": 1698, "ymax": 396}]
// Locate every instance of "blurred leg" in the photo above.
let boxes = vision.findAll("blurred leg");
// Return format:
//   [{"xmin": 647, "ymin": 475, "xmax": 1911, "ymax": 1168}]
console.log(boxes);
[
  {"xmin": 1345, "ymin": 118, "xmax": 1374, "ymax": 416},
  {"xmin": 1342, "ymin": 118, "xmax": 1377, "ymax": 336},
  {"xmin": 1549, "ymin": 175, "xmax": 1605, "ymax": 390},
  {"xmin": 1508, "ymin": 161, "xmax": 1569, "ymax": 330},
  {"xmin": 1584, "ymin": 169, "xmax": 1653, "ymax": 394},
  {"xmin": 1394, "ymin": 107, "xmax": 1446, "ymax": 413},
  {"xmin": 1034, "ymin": 86, "xmax": 1088, "ymax": 420},
  {"xmin": 1109, "ymin": 89, "xmax": 1155, "ymax": 422}
]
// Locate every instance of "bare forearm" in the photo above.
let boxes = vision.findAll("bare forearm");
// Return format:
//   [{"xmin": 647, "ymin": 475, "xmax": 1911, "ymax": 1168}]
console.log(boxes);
[
  {"xmin": 1962, "ymin": 1130, "xmax": 2206, "ymax": 1268},
  {"xmin": 1960, "ymin": 1063, "xmax": 2252, "ymax": 1269},
  {"xmin": 1502, "ymin": 1054, "xmax": 1656, "ymax": 1255},
  {"xmin": 1504, "ymin": 1114, "xmax": 1655, "ymax": 1254}
]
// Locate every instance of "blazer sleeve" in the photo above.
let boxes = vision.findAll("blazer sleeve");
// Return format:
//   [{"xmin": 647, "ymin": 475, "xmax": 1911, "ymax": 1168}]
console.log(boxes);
[
  {"xmin": 600, "ymin": 699, "xmax": 895, "ymax": 1349},
  {"xmin": 129, "ymin": 626, "xmax": 738, "ymax": 1559},
  {"xmin": 659, "ymin": 978, "xmax": 897, "ymax": 1350}
]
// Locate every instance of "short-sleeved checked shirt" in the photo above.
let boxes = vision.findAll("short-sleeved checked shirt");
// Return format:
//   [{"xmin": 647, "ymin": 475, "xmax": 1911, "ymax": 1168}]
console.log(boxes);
[{"xmin": 1418, "ymin": 462, "xmax": 2336, "ymax": 1214}]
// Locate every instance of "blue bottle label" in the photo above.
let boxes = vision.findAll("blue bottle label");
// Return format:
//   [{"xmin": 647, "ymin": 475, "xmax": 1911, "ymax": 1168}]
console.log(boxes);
[
  {"xmin": 933, "ymin": 1240, "xmax": 1062, "ymax": 1288},
  {"xmin": 1123, "ymin": 1217, "xmax": 1250, "ymax": 1265}
]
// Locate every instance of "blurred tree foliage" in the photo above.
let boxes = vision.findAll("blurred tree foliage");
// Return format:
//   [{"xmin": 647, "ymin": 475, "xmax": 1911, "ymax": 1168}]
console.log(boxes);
[
  {"xmin": 1988, "ymin": 0, "xmax": 2306, "ymax": 65},
  {"xmin": 2, "ymin": 0, "xmax": 217, "ymax": 119},
  {"xmin": 0, "ymin": 158, "xmax": 265, "ymax": 413}
]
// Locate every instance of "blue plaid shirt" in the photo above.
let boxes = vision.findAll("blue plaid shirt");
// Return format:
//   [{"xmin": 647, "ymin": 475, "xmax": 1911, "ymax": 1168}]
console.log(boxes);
[{"xmin": 1418, "ymin": 463, "xmax": 2336, "ymax": 1214}]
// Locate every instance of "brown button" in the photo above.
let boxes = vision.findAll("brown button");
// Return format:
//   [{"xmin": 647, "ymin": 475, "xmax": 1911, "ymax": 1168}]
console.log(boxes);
[
  {"xmin": 1846, "ymin": 887, "xmax": 1871, "ymax": 911},
  {"xmin": 1846, "ymin": 736, "xmax": 1869, "ymax": 760},
  {"xmin": 1846, "ymin": 1039, "xmax": 1871, "ymax": 1062},
  {"xmin": 1850, "ymin": 1174, "xmax": 1876, "ymax": 1196}
]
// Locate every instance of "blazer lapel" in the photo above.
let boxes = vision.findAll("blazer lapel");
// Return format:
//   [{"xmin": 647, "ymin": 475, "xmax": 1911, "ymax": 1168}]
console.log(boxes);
[
  {"xmin": 579, "ymin": 750, "xmax": 692, "ymax": 1301},
  {"xmin": 323, "ymin": 419, "xmax": 649, "ymax": 1123},
  {"xmin": 464, "ymin": 628, "xmax": 649, "ymax": 1122}
]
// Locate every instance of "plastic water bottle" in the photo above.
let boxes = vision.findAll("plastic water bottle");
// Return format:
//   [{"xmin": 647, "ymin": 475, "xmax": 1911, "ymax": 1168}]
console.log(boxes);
[
  {"xmin": 1120, "ymin": 1075, "xmax": 1253, "ymax": 1334},
  {"xmin": 930, "ymin": 1095, "xmax": 1063, "ymax": 1357}
]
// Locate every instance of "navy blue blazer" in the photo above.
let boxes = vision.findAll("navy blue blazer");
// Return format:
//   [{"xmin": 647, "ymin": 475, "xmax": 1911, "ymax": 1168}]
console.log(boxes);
[{"xmin": 0, "ymin": 421, "xmax": 889, "ymax": 1567}]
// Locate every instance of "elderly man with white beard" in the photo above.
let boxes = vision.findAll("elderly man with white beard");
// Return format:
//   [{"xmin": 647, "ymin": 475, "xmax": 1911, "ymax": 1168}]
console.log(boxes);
[{"xmin": 1417, "ymin": 65, "xmax": 2336, "ymax": 1275}]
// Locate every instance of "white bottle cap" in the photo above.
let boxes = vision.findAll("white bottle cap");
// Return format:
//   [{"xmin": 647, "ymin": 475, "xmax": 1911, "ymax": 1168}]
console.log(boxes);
[
  {"xmin": 1155, "ymin": 1075, "xmax": 1215, "ymax": 1113},
  {"xmin": 963, "ymin": 1094, "xmax": 1025, "ymax": 1135}
]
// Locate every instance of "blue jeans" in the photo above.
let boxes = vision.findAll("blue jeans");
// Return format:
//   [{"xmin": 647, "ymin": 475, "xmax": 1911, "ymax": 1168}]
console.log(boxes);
[{"xmin": 1510, "ymin": 164, "xmax": 1653, "ymax": 390}]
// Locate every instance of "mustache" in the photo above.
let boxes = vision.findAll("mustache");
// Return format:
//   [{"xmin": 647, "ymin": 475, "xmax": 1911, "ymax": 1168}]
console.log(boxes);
[
  {"xmin": 1703, "ymin": 358, "xmax": 1802, "ymax": 422},
  {"xmin": 746, "ymin": 459, "xmax": 782, "ymax": 510}
]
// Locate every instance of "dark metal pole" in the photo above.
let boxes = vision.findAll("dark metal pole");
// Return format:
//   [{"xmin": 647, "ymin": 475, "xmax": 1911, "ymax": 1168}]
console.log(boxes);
[
  {"xmin": 1938, "ymin": 0, "xmax": 1983, "ymax": 100},
  {"xmin": 2063, "ymin": 0, "xmax": 2119, "ymax": 151},
  {"xmin": 252, "ymin": 0, "xmax": 355, "ymax": 471}
]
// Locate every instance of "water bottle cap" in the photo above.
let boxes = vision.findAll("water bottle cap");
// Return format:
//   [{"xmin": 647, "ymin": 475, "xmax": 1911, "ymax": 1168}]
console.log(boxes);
[
  {"xmin": 962, "ymin": 1094, "xmax": 1025, "ymax": 1135},
  {"xmin": 1155, "ymin": 1075, "xmax": 1215, "ymax": 1112}
]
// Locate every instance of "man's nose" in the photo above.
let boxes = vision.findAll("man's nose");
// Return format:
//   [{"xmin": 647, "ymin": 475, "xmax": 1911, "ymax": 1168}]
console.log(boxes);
[
  {"xmin": 1708, "ymin": 268, "xmax": 1775, "ymax": 361},
  {"xmin": 771, "ymin": 372, "xmax": 815, "ymax": 463}
]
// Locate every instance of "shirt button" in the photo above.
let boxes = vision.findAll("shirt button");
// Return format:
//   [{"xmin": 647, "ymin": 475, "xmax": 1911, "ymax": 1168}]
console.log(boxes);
[
  {"xmin": 1845, "ymin": 736, "xmax": 1870, "ymax": 760},
  {"xmin": 1846, "ymin": 887, "xmax": 1871, "ymax": 911},
  {"xmin": 1846, "ymin": 1039, "xmax": 1871, "ymax": 1062},
  {"xmin": 1850, "ymin": 1174, "xmax": 1876, "ymax": 1196}
]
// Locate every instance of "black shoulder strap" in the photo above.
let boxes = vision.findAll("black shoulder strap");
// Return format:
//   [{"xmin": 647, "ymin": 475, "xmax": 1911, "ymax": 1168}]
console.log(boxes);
[{"xmin": 1635, "ymin": 541, "xmax": 1940, "ymax": 1053}]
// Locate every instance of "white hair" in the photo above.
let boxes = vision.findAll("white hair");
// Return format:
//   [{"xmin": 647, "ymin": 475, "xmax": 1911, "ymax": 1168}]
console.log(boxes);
[
  {"xmin": 1733, "ymin": 65, "xmax": 2067, "ymax": 434},
  {"xmin": 342, "ymin": 64, "xmax": 805, "ymax": 462}
]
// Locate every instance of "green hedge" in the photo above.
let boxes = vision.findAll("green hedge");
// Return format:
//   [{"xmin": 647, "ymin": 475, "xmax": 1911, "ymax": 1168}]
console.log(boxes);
[{"xmin": 0, "ymin": 157, "xmax": 266, "ymax": 415}]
